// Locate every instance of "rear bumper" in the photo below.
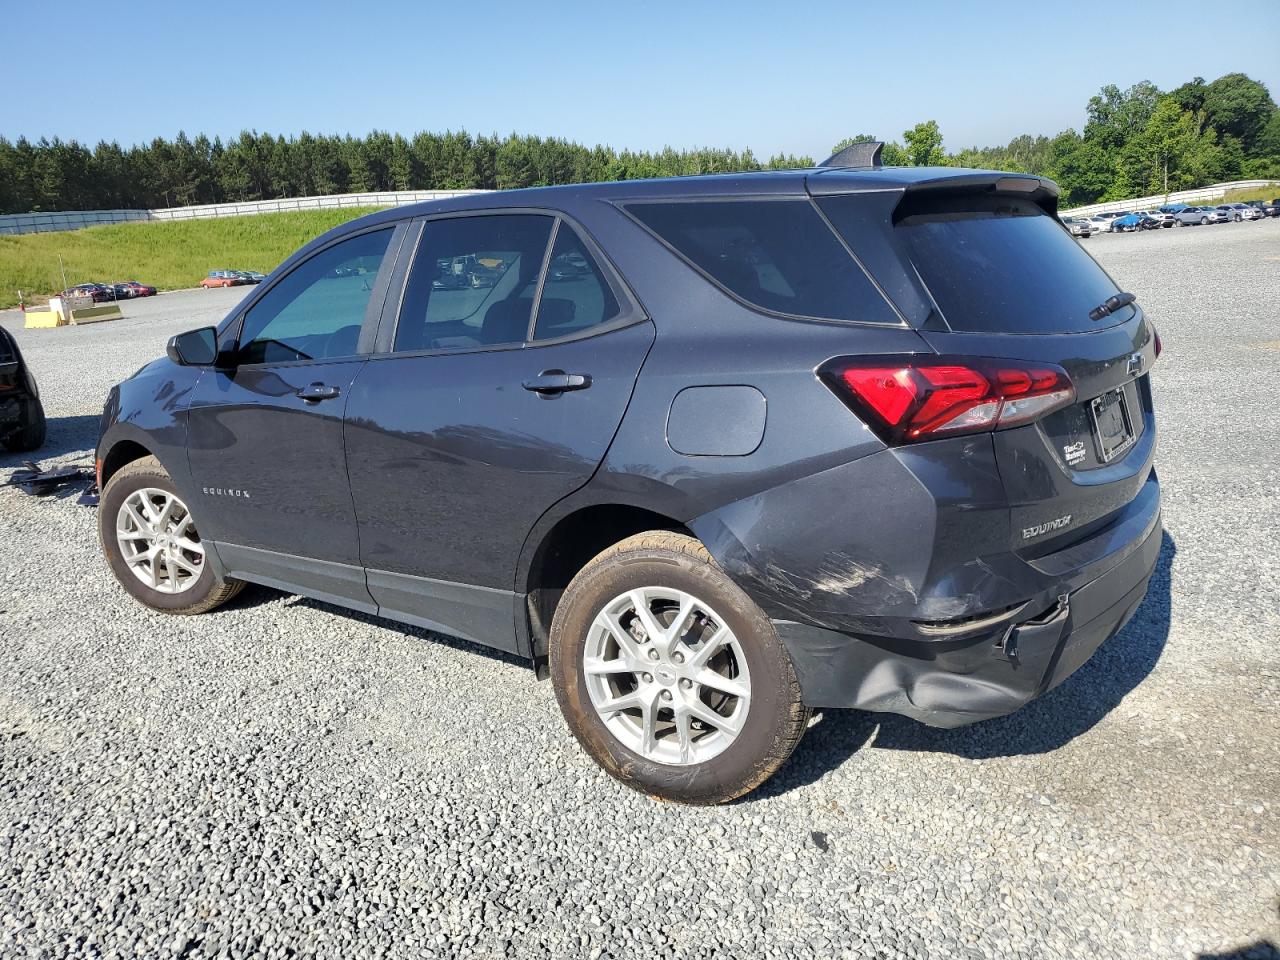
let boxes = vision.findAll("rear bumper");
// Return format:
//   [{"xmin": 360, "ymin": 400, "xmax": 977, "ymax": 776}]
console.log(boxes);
[{"xmin": 773, "ymin": 509, "xmax": 1162, "ymax": 727}]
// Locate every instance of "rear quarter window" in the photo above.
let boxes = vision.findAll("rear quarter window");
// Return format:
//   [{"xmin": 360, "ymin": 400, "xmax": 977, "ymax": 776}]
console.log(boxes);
[{"xmin": 624, "ymin": 199, "xmax": 900, "ymax": 325}]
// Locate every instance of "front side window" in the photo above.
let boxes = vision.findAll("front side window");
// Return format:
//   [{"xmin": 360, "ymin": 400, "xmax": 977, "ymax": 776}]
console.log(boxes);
[
  {"xmin": 531, "ymin": 224, "xmax": 621, "ymax": 341},
  {"xmin": 238, "ymin": 228, "xmax": 393, "ymax": 364},
  {"xmin": 395, "ymin": 215, "xmax": 554, "ymax": 352},
  {"xmin": 625, "ymin": 199, "xmax": 899, "ymax": 325}
]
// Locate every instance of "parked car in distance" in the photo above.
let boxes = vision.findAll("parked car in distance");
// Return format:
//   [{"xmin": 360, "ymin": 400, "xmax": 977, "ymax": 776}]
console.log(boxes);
[
  {"xmin": 200, "ymin": 271, "xmax": 245, "ymax": 289},
  {"xmin": 1094, "ymin": 211, "xmax": 1127, "ymax": 231},
  {"xmin": 0, "ymin": 324, "xmax": 46, "ymax": 452},
  {"xmin": 1087, "ymin": 214, "xmax": 1116, "ymax": 233},
  {"xmin": 94, "ymin": 161, "xmax": 1163, "ymax": 804},
  {"xmin": 113, "ymin": 281, "xmax": 157, "ymax": 298},
  {"xmin": 1059, "ymin": 216, "xmax": 1093, "ymax": 237},
  {"xmin": 1173, "ymin": 206, "xmax": 1213, "ymax": 226},
  {"xmin": 60, "ymin": 282, "xmax": 116, "ymax": 303},
  {"xmin": 1111, "ymin": 212, "xmax": 1157, "ymax": 232},
  {"xmin": 1158, "ymin": 203, "xmax": 1190, "ymax": 213},
  {"xmin": 1203, "ymin": 206, "xmax": 1232, "ymax": 224},
  {"xmin": 1217, "ymin": 202, "xmax": 1263, "ymax": 222},
  {"xmin": 1133, "ymin": 210, "xmax": 1174, "ymax": 228},
  {"xmin": 1269, "ymin": 199, "xmax": 1280, "ymax": 217},
  {"xmin": 234, "ymin": 271, "xmax": 266, "ymax": 284}
]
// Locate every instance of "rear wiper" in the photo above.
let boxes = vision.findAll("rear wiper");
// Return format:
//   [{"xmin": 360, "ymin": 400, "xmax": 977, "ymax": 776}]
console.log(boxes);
[{"xmin": 1089, "ymin": 291, "xmax": 1136, "ymax": 321}]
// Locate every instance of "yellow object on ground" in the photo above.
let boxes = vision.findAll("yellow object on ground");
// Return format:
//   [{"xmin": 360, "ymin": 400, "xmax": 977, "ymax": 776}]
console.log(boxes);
[{"xmin": 23, "ymin": 309, "xmax": 65, "ymax": 328}]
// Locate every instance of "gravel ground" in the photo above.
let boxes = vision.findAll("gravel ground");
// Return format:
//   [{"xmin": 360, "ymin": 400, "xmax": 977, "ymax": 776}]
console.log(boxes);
[{"xmin": 2, "ymin": 222, "xmax": 1278, "ymax": 960}]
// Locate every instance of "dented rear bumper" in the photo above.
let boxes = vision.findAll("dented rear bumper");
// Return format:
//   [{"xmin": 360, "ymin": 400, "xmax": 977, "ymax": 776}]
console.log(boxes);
[
  {"xmin": 774, "ymin": 515, "xmax": 1160, "ymax": 726},
  {"xmin": 689, "ymin": 434, "xmax": 1162, "ymax": 727}
]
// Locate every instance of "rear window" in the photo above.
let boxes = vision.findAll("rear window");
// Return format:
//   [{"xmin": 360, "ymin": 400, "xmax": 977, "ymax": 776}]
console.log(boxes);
[
  {"xmin": 823, "ymin": 193, "xmax": 1123, "ymax": 334},
  {"xmin": 624, "ymin": 199, "xmax": 899, "ymax": 325}
]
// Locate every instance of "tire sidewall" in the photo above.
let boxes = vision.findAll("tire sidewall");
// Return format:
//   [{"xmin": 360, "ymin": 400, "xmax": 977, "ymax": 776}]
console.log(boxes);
[
  {"xmin": 551, "ymin": 545, "xmax": 799, "ymax": 804},
  {"xmin": 98, "ymin": 461, "xmax": 219, "ymax": 612}
]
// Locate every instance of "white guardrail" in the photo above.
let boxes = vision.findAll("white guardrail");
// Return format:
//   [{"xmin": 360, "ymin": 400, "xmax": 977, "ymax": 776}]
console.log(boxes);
[
  {"xmin": 0, "ymin": 189, "xmax": 490, "ymax": 236},
  {"xmin": 1061, "ymin": 180, "xmax": 1279, "ymax": 217},
  {"xmin": 3, "ymin": 178, "xmax": 1276, "ymax": 235}
]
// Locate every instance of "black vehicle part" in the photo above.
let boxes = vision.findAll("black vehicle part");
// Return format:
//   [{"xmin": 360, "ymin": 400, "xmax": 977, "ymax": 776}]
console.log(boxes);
[
  {"xmin": 819, "ymin": 140, "xmax": 884, "ymax": 169},
  {"xmin": 3, "ymin": 460, "xmax": 92, "ymax": 496}
]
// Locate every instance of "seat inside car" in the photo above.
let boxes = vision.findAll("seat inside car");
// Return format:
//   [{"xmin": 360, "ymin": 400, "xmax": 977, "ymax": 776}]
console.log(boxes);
[{"xmin": 480, "ymin": 297, "xmax": 534, "ymax": 344}]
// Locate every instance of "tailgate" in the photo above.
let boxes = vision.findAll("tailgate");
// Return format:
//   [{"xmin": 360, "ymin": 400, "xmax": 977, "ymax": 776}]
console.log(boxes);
[{"xmin": 918, "ymin": 312, "xmax": 1157, "ymax": 552}]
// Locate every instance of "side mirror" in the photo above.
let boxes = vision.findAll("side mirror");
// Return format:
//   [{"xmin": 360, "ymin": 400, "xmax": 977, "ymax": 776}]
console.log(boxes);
[{"xmin": 166, "ymin": 326, "xmax": 219, "ymax": 366}]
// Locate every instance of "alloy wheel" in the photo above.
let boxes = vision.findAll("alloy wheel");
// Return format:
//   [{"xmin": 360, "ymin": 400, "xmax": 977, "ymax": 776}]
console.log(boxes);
[
  {"xmin": 116, "ymin": 488, "xmax": 205, "ymax": 594},
  {"xmin": 583, "ymin": 587, "xmax": 751, "ymax": 766}
]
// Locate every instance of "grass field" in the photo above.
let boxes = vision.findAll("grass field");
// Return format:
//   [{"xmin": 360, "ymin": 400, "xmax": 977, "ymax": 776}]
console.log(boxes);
[
  {"xmin": 0, "ymin": 208, "xmax": 380, "ymax": 309},
  {"xmin": 1219, "ymin": 185, "xmax": 1280, "ymax": 204}
]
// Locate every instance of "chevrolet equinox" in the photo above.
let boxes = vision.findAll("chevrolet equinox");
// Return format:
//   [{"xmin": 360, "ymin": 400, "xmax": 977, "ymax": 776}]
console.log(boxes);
[{"xmin": 95, "ymin": 145, "xmax": 1162, "ymax": 803}]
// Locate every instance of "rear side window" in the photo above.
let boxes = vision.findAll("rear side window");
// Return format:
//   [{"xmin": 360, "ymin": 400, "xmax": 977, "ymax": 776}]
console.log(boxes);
[
  {"xmin": 625, "ymin": 199, "xmax": 899, "ymax": 325},
  {"xmin": 395, "ymin": 215, "xmax": 554, "ymax": 351},
  {"xmin": 531, "ymin": 224, "xmax": 621, "ymax": 341},
  {"xmin": 821, "ymin": 193, "xmax": 1124, "ymax": 335}
]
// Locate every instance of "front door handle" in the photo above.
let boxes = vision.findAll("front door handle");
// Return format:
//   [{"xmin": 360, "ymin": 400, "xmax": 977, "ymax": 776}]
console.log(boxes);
[
  {"xmin": 297, "ymin": 382, "xmax": 341, "ymax": 402},
  {"xmin": 522, "ymin": 370, "xmax": 592, "ymax": 396}
]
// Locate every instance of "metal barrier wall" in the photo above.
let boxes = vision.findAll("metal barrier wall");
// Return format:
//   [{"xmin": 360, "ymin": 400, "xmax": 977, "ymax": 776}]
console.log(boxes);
[
  {"xmin": 0, "ymin": 190, "xmax": 490, "ymax": 235},
  {"xmin": 4, "ymin": 179, "xmax": 1276, "ymax": 234},
  {"xmin": 1061, "ymin": 180, "xmax": 1279, "ymax": 217}
]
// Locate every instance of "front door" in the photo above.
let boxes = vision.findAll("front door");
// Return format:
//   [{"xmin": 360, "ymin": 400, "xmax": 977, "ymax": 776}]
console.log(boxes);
[
  {"xmin": 186, "ymin": 225, "xmax": 399, "ymax": 605},
  {"xmin": 344, "ymin": 213, "xmax": 654, "ymax": 650}
]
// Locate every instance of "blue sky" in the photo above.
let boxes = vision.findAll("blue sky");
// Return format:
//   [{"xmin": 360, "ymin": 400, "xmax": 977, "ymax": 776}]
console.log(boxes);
[{"xmin": 4, "ymin": 0, "xmax": 1278, "ymax": 159}]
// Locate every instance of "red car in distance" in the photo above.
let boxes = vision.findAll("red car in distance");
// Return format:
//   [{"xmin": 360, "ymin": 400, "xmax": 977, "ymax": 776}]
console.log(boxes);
[
  {"xmin": 199, "ymin": 271, "xmax": 246, "ymax": 289},
  {"xmin": 114, "ymin": 281, "xmax": 157, "ymax": 298}
]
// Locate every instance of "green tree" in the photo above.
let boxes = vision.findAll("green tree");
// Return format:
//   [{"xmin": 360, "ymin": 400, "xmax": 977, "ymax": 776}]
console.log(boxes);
[
  {"xmin": 1201, "ymin": 73, "xmax": 1276, "ymax": 152},
  {"xmin": 902, "ymin": 121, "xmax": 945, "ymax": 166}
]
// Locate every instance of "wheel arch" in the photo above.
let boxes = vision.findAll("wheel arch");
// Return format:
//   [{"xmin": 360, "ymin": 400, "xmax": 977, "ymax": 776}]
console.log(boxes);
[
  {"xmin": 519, "ymin": 501, "xmax": 695, "ymax": 662},
  {"xmin": 99, "ymin": 435, "xmax": 157, "ymax": 489}
]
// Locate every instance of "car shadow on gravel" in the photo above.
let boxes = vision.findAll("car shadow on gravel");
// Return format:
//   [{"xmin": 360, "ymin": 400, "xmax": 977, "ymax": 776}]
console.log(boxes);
[
  {"xmin": 1195, "ymin": 941, "xmax": 1279, "ymax": 960},
  {"xmin": 0, "ymin": 414, "xmax": 99, "ymax": 469},
  {"xmin": 757, "ymin": 533, "xmax": 1176, "ymax": 793}
]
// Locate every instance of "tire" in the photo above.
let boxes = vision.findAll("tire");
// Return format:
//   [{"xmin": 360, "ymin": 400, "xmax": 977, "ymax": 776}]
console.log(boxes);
[
  {"xmin": 98, "ymin": 455, "xmax": 243, "ymax": 615},
  {"xmin": 549, "ymin": 530, "xmax": 809, "ymax": 804},
  {"xmin": 1200, "ymin": 217, "xmax": 1209, "ymax": 225},
  {"xmin": 3, "ymin": 396, "xmax": 46, "ymax": 452}
]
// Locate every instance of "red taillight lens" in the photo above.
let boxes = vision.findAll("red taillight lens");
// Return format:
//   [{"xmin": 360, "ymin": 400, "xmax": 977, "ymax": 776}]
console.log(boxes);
[{"xmin": 821, "ymin": 355, "xmax": 1075, "ymax": 444}]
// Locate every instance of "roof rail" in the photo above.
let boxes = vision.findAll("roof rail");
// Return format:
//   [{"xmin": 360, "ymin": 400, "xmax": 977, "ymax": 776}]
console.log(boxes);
[{"xmin": 819, "ymin": 141, "xmax": 884, "ymax": 170}]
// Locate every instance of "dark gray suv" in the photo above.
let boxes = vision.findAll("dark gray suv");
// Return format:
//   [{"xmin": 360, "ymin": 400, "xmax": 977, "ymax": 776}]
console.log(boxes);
[{"xmin": 95, "ymin": 147, "xmax": 1162, "ymax": 803}]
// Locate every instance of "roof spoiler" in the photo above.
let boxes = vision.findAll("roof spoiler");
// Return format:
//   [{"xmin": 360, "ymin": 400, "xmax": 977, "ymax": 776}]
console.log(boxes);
[{"xmin": 819, "ymin": 141, "xmax": 883, "ymax": 170}]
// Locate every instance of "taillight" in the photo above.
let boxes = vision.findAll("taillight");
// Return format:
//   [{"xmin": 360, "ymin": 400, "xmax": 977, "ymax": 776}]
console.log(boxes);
[
  {"xmin": 819, "ymin": 355, "xmax": 1075, "ymax": 445},
  {"xmin": 1152, "ymin": 326, "xmax": 1162, "ymax": 359}
]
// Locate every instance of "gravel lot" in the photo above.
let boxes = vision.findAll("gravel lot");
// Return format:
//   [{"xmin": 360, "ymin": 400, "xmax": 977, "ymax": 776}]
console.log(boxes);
[{"xmin": 2, "ymin": 221, "xmax": 1278, "ymax": 960}]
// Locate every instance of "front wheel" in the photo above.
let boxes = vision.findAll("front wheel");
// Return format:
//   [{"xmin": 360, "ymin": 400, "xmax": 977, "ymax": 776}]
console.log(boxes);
[
  {"xmin": 549, "ymin": 531, "xmax": 809, "ymax": 804},
  {"xmin": 98, "ymin": 455, "xmax": 243, "ymax": 614}
]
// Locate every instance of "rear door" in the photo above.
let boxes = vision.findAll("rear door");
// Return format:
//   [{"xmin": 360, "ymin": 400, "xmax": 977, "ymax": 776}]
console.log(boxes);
[
  {"xmin": 816, "ymin": 184, "xmax": 1159, "ymax": 551},
  {"xmin": 344, "ymin": 211, "xmax": 653, "ymax": 651}
]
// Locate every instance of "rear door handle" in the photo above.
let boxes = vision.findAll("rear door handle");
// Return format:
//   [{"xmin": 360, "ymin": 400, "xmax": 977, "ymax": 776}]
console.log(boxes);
[
  {"xmin": 522, "ymin": 370, "xmax": 592, "ymax": 395},
  {"xmin": 297, "ymin": 382, "xmax": 341, "ymax": 402}
]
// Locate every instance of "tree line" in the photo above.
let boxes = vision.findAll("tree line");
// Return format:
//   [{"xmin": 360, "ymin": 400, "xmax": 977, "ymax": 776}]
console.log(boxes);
[{"xmin": 2, "ymin": 72, "xmax": 1276, "ymax": 215}]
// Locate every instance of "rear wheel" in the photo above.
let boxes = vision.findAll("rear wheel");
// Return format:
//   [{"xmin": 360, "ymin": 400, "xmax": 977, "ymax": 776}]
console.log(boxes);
[
  {"xmin": 3, "ymin": 397, "xmax": 46, "ymax": 452},
  {"xmin": 549, "ymin": 531, "xmax": 809, "ymax": 804},
  {"xmin": 98, "ymin": 456, "xmax": 243, "ymax": 614}
]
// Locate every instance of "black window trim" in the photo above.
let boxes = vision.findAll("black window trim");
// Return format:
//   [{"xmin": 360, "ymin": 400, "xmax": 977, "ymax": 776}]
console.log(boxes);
[
  {"xmin": 376, "ymin": 206, "xmax": 648, "ymax": 361},
  {"xmin": 614, "ymin": 195, "xmax": 909, "ymax": 330},
  {"xmin": 217, "ymin": 220, "xmax": 408, "ymax": 370}
]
